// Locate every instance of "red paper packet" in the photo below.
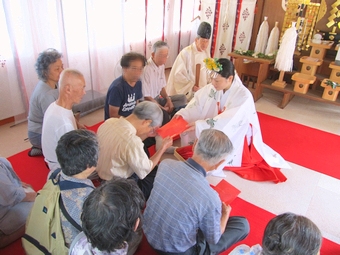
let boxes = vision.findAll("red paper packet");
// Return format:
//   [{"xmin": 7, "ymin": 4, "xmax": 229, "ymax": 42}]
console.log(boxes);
[
  {"xmin": 157, "ymin": 117, "xmax": 188, "ymax": 139},
  {"xmin": 210, "ymin": 179, "xmax": 241, "ymax": 205}
]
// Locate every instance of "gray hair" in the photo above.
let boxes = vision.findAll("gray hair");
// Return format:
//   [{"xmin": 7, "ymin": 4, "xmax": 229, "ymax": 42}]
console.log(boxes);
[
  {"xmin": 262, "ymin": 212, "xmax": 322, "ymax": 255},
  {"xmin": 152, "ymin": 41, "xmax": 169, "ymax": 53},
  {"xmin": 35, "ymin": 48, "xmax": 62, "ymax": 81},
  {"xmin": 194, "ymin": 129, "xmax": 233, "ymax": 165},
  {"xmin": 59, "ymin": 68, "xmax": 84, "ymax": 90},
  {"xmin": 133, "ymin": 101, "xmax": 163, "ymax": 127}
]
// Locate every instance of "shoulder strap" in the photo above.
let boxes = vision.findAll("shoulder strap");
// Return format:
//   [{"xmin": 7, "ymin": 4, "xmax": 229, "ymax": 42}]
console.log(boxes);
[
  {"xmin": 59, "ymin": 180, "xmax": 94, "ymax": 191},
  {"xmin": 58, "ymin": 195, "xmax": 82, "ymax": 231},
  {"xmin": 22, "ymin": 234, "xmax": 52, "ymax": 255},
  {"xmin": 49, "ymin": 168, "xmax": 62, "ymax": 182},
  {"xmin": 57, "ymin": 179, "xmax": 93, "ymax": 232}
]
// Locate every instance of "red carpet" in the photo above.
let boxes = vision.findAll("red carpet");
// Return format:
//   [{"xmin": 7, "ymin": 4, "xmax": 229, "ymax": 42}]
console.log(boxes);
[
  {"xmin": 258, "ymin": 112, "xmax": 340, "ymax": 180},
  {"xmin": 226, "ymin": 198, "xmax": 340, "ymax": 255},
  {"xmin": 1, "ymin": 119, "xmax": 340, "ymax": 254},
  {"xmin": 2, "ymin": 192, "xmax": 339, "ymax": 255}
]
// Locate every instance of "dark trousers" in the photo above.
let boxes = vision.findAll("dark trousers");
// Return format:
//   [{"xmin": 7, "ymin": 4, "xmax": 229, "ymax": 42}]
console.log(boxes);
[
  {"xmin": 154, "ymin": 216, "xmax": 249, "ymax": 255},
  {"xmin": 128, "ymin": 166, "xmax": 157, "ymax": 200}
]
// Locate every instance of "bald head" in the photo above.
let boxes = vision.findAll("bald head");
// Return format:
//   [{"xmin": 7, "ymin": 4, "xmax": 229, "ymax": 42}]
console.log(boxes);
[
  {"xmin": 57, "ymin": 68, "xmax": 86, "ymax": 108},
  {"xmin": 59, "ymin": 69, "xmax": 84, "ymax": 90}
]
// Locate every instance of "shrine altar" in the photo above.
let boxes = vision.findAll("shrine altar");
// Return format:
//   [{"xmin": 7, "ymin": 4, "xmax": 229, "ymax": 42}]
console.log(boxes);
[{"xmin": 228, "ymin": 52, "xmax": 275, "ymax": 101}]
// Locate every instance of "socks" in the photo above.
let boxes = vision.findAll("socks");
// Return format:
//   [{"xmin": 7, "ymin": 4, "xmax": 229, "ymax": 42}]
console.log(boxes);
[{"xmin": 28, "ymin": 147, "xmax": 43, "ymax": 157}]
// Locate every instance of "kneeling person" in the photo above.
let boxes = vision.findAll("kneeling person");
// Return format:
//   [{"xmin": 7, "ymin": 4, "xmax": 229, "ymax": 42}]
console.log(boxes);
[
  {"xmin": 96, "ymin": 101, "xmax": 173, "ymax": 199},
  {"xmin": 143, "ymin": 129, "xmax": 249, "ymax": 254},
  {"xmin": 24, "ymin": 129, "xmax": 98, "ymax": 250}
]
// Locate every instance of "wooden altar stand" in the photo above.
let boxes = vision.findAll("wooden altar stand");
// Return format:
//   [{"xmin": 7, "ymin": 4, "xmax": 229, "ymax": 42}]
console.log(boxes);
[{"xmin": 228, "ymin": 52, "xmax": 275, "ymax": 101}]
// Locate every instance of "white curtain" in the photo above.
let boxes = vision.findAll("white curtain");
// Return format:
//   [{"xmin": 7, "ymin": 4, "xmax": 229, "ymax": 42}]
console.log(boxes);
[
  {"xmin": 145, "ymin": 0, "xmax": 164, "ymax": 59},
  {"xmin": 0, "ymin": 0, "xmax": 257, "ymax": 123},
  {"xmin": 0, "ymin": 0, "xmax": 190, "ymax": 122},
  {"xmin": 163, "ymin": 0, "xmax": 182, "ymax": 68},
  {"xmin": 178, "ymin": 0, "xmax": 200, "ymax": 52}
]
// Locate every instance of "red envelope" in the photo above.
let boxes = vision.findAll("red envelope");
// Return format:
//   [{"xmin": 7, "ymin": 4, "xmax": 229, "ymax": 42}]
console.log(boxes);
[
  {"xmin": 210, "ymin": 179, "xmax": 241, "ymax": 205},
  {"xmin": 157, "ymin": 117, "xmax": 188, "ymax": 139}
]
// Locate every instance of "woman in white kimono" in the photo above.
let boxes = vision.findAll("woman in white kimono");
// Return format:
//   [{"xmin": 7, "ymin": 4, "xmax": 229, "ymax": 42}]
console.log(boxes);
[{"xmin": 175, "ymin": 58, "xmax": 290, "ymax": 183}]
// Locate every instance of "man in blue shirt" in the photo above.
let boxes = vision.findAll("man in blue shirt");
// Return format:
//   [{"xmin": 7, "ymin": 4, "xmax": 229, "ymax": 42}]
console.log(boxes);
[
  {"xmin": 104, "ymin": 52, "xmax": 146, "ymax": 120},
  {"xmin": 143, "ymin": 129, "xmax": 249, "ymax": 254}
]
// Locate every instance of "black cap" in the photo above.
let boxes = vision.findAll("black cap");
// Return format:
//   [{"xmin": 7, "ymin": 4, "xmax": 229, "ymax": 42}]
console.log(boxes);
[{"xmin": 197, "ymin": 22, "xmax": 212, "ymax": 39}]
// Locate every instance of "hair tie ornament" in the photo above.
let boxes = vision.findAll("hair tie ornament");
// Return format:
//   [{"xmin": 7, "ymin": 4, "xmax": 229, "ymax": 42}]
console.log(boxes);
[{"xmin": 204, "ymin": 58, "xmax": 223, "ymax": 78}]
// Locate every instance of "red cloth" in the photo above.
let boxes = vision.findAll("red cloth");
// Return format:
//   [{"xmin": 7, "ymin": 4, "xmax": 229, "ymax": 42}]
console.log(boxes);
[
  {"xmin": 157, "ymin": 117, "xmax": 188, "ymax": 139},
  {"xmin": 224, "ymin": 138, "xmax": 287, "ymax": 183},
  {"xmin": 174, "ymin": 137, "xmax": 287, "ymax": 183}
]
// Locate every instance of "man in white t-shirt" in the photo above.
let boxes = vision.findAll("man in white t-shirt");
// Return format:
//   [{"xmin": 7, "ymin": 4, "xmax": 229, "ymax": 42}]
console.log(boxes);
[{"xmin": 42, "ymin": 69, "xmax": 86, "ymax": 172}]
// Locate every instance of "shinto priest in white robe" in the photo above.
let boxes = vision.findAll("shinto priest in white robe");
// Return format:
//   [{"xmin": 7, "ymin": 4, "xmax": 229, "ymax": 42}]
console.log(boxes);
[
  {"xmin": 166, "ymin": 42, "xmax": 210, "ymax": 101},
  {"xmin": 176, "ymin": 74, "xmax": 290, "ymax": 183}
]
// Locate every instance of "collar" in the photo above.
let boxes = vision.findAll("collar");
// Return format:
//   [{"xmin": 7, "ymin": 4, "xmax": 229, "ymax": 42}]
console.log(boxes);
[
  {"xmin": 119, "ymin": 117, "xmax": 137, "ymax": 135},
  {"xmin": 148, "ymin": 57, "xmax": 163, "ymax": 70},
  {"xmin": 186, "ymin": 158, "xmax": 206, "ymax": 177},
  {"xmin": 192, "ymin": 42, "xmax": 199, "ymax": 53}
]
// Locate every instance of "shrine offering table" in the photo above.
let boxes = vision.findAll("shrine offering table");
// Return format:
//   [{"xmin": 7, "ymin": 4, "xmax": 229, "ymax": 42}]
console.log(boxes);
[
  {"xmin": 229, "ymin": 52, "xmax": 275, "ymax": 101},
  {"xmin": 261, "ymin": 79, "xmax": 340, "ymax": 109}
]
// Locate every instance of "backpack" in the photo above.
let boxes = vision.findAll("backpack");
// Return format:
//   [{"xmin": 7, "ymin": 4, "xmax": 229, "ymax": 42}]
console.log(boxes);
[{"xmin": 22, "ymin": 169, "xmax": 93, "ymax": 255}]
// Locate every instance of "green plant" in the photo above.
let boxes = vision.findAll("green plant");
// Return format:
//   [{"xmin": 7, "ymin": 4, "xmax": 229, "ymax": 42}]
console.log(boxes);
[
  {"xmin": 233, "ymin": 49, "xmax": 276, "ymax": 60},
  {"xmin": 324, "ymin": 79, "xmax": 340, "ymax": 89}
]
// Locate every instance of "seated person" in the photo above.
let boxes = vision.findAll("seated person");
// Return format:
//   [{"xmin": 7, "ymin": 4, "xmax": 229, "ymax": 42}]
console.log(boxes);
[
  {"xmin": 141, "ymin": 41, "xmax": 187, "ymax": 124},
  {"xmin": 27, "ymin": 48, "xmax": 63, "ymax": 157},
  {"xmin": 143, "ymin": 129, "xmax": 250, "ymax": 254},
  {"xmin": 56, "ymin": 129, "xmax": 97, "ymax": 247},
  {"xmin": 26, "ymin": 129, "xmax": 98, "ymax": 248},
  {"xmin": 175, "ymin": 58, "xmax": 290, "ymax": 183},
  {"xmin": 96, "ymin": 101, "xmax": 172, "ymax": 200},
  {"xmin": 229, "ymin": 212, "xmax": 322, "ymax": 255},
  {"xmin": 104, "ymin": 52, "xmax": 146, "ymax": 120},
  {"xmin": 69, "ymin": 178, "xmax": 145, "ymax": 255},
  {"xmin": 166, "ymin": 22, "xmax": 212, "ymax": 101},
  {"xmin": 0, "ymin": 158, "xmax": 36, "ymax": 248},
  {"xmin": 42, "ymin": 69, "xmax": 86, "ymax": 172}
]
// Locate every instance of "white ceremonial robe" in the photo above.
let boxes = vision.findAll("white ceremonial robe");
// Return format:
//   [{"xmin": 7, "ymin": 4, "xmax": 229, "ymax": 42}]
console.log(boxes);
[
  {"xmin": 176, "ymin": 75, "xmax": 290, "ymax": 174},
  {"xmin": 166, "ymin": 42, "xmax": 210, "ymax": 100}
]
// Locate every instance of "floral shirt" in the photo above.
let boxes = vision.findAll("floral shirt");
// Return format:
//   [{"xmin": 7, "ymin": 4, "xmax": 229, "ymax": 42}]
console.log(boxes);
[{"xmin": 59, "ymin": 172, "xmax": 94, "ymax": 247}]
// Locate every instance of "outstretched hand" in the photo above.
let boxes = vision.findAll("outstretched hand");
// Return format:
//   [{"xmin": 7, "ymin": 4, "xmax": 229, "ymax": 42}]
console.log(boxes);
[
  {"xmin": 161, "ymin": 136, "xmax": 173, "ymax": 151},
  {"xmin": 183, "ymin": 122, "xmax": 195, "ymax": 134}
]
